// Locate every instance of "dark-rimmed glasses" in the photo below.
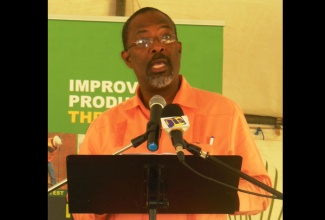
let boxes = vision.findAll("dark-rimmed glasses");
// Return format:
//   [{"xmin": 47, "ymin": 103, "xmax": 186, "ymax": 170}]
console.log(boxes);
[{"xmin": 126, "ymin": 33, "xmax": 178, "ymax": 51}]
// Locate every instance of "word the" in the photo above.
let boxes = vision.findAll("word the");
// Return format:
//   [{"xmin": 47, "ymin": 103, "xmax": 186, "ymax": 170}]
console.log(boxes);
[{"xmin": 68, "ymin": 111, "xmax": 102, "ymax": 123}]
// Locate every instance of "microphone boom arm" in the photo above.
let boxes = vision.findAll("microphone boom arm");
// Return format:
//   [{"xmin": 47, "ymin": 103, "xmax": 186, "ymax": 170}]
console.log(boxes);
[
  {"xmin": 48, "ymin": 133, "xmax": 148, "ymax": 193},
  {"xmin": 184, "ymin": 141, "xmax": 283, "ymax": 200}
]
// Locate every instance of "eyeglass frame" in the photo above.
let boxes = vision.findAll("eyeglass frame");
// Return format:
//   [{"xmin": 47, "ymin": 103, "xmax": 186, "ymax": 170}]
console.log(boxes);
[{"xmin": 125, "ymin": 33, "xmax": 178, "ymax": 51}]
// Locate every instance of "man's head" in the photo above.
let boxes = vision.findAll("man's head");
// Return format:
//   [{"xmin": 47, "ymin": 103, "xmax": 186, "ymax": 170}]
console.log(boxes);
[
  {"xmin": 121, "ymin": 7, "xmax": 182, "ymax": 97},
  {"xmin": 122, "ymin": 7, "xmax": 177, "ymax": 51}
]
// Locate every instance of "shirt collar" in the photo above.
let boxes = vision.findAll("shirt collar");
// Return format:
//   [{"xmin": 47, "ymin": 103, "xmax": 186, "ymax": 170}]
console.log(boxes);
[{"xmin": 172, "ymin": 75, "xmax": 198, "ymax": 109}]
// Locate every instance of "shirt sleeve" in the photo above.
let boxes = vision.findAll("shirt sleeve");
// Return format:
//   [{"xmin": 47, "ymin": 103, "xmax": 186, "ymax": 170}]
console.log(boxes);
[{"xmin": 230, "ymin": 103, "xmax": 272, "ymax": 215}]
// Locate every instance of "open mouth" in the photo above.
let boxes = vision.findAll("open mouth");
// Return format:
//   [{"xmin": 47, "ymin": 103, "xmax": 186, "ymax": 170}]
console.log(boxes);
[{"xmin": 150, "ymin": 58, "xmax": 169, "ymax": 73}]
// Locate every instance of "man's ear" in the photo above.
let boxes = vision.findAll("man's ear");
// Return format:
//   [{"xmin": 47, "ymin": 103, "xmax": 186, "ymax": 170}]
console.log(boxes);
[{"xmin": 121, "ymin": 51, "xmax": 133, "ymax": 69}]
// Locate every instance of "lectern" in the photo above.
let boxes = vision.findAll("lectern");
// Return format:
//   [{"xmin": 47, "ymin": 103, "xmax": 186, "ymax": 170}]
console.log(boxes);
[{"xmin": 66, "ymin": 154, "xmax": 242, "ymax": 215}]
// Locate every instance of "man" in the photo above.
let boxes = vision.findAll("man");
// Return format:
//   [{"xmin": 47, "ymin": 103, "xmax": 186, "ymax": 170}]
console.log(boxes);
[
  {"xmin": 48, "ymin": 135, "xmax": 62, "ymax": 186},
  {"xmin": 72, "ymin": 7, "xmax": 272, "ymax": 220}
]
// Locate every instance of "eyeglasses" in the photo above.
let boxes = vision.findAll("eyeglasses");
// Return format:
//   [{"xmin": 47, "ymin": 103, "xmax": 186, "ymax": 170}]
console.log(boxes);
[{"xmin": 126, "ymin": 33, "xmax": 178, "ymax": 51}]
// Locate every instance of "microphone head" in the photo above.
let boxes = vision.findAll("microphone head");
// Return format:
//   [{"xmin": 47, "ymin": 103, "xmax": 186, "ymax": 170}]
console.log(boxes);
[
  {"xmin": 149, "ymin": 95, "xmax": 166, "ymax": 109},
  {"xmin": 161, "ymin": 103, "xmax": 184, "ymax": 117},
  {"xmin": 160, "ymin": 104, "xmax": 190, "ymax": 134}
]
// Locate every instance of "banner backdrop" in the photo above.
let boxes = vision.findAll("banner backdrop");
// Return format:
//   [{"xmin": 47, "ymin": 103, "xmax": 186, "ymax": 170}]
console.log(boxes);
[{"xmin": 48, "ymin": 18, "xmax": 224, "ymax": 220}]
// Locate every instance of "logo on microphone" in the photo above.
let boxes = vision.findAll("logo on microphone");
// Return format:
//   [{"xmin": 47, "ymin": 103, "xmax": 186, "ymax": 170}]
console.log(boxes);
[{"xmin": 163, "ymin": 116, "xmax": 187, "ymax": 128}]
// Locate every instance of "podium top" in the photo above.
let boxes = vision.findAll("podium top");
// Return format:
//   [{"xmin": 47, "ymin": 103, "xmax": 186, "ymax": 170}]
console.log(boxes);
[{"xmin": 66, "ymin": 154, "xmax": 242, "ymax": 214}]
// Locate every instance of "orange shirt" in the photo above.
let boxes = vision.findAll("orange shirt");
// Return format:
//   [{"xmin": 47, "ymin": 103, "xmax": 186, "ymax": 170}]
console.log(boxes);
[{"xmin": 72, "ymin": 75, "xmax": 272, "ymax": 220}]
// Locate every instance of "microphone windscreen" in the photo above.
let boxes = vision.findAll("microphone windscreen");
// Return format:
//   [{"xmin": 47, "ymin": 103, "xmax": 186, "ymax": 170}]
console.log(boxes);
[
  {"xmin": 149, "ymin": 95, "xmax": 166, "ymax": 109},
  {"xmin": 161, "ymin": 104, "xmax": 184, "ymax": 117}
]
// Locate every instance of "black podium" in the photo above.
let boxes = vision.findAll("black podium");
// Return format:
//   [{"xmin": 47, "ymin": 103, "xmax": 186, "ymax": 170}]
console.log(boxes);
[{"xmin": 66, "ymin": 154, "xmax": 242, "ymax": 215}]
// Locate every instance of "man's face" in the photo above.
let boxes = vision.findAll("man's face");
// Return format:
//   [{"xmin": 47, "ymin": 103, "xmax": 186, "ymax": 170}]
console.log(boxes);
[{"xmin": 121, "ymin": 11, "xmax": 182, "ymax": 91}]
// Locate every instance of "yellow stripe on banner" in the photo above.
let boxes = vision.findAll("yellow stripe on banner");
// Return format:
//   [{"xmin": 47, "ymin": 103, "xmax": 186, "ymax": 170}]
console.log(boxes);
[{"xmin": 66, "ymin": 204, "xmax": 71, "ymax": 218}]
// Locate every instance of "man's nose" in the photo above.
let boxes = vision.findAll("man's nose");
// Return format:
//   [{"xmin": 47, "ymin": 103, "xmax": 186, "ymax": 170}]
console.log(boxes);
[
  {"xmin": 151, "ymin": 46, "xmax": 165, "ymax": 53},
  {"xmin": 150, "ymin": 39, "xmax": 166, "ymax": 53}
]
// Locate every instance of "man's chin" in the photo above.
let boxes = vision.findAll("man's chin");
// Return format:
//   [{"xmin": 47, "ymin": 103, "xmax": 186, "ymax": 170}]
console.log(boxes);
[{"xmin": 148, "ymin": 75, "xmax": 173, "ymax": 89}]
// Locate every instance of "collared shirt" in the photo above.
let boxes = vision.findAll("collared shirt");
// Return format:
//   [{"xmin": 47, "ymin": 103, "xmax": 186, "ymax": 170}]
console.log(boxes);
[{"xmin": 72, "ymin": 75, "xmax": 272, "ymax": 220}]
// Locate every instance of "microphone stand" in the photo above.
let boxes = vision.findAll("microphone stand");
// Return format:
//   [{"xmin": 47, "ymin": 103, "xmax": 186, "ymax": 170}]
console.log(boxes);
[{"xmin": 184, "ymin": 141, "xmax": 283, "ymax": 200}]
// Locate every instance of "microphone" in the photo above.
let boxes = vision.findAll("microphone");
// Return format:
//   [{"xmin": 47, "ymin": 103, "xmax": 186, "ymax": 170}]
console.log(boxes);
[
  {"xmin": 146, "ymin": 95, "xmax": 167, "ymax": 152},
  {"xmin": 160, "ymin": 104, "xmax": 190, "ymax": 162}
]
